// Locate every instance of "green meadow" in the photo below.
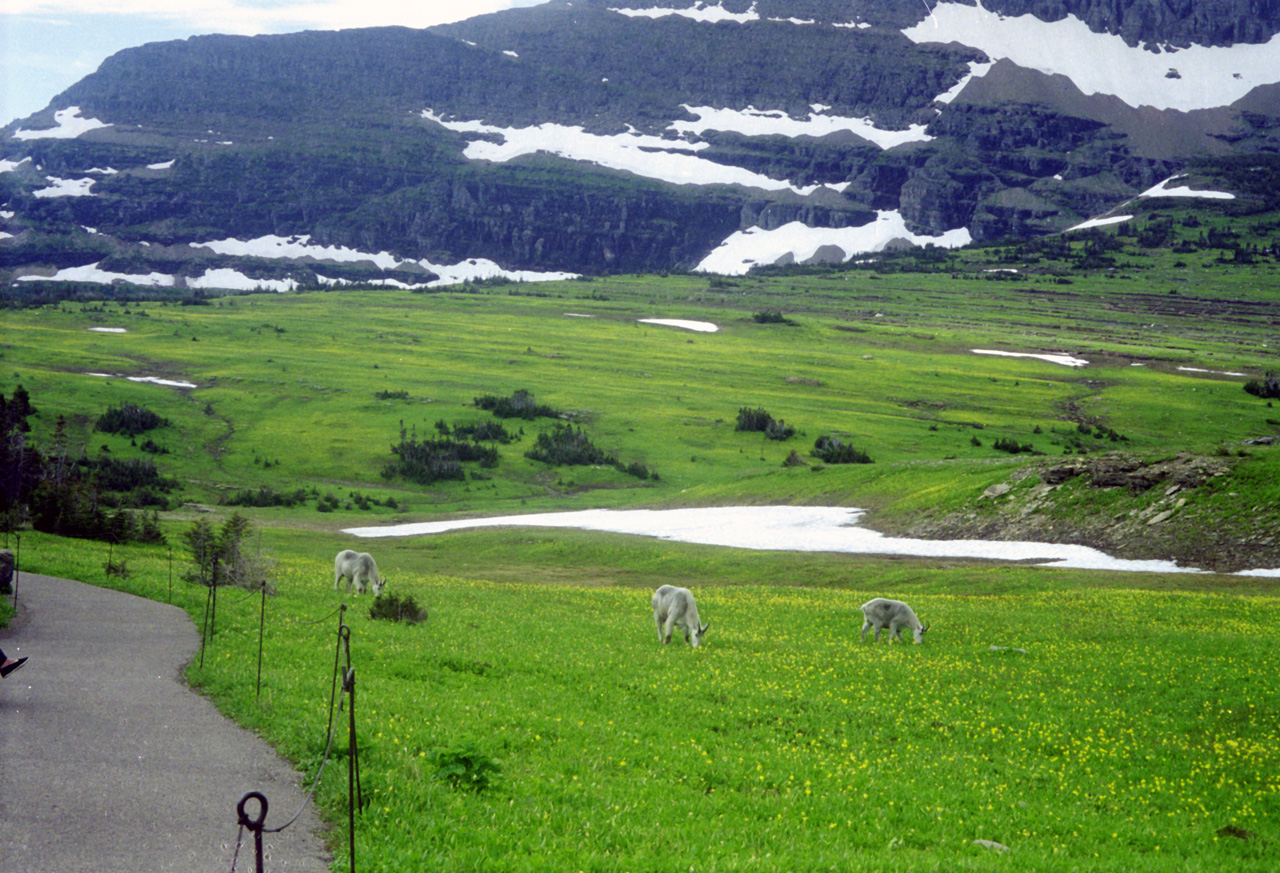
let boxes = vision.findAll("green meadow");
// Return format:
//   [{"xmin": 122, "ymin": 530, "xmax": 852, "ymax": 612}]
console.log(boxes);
[{"xmin": 5, "ymin": 225, "xmax": 1280, "ymax": 871}]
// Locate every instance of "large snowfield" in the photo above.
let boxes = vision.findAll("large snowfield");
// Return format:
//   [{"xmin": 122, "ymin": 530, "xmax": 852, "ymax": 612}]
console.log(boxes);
[{"xmin": 342, "ymin": 504, "xmax": 1279, "ymax": 576}]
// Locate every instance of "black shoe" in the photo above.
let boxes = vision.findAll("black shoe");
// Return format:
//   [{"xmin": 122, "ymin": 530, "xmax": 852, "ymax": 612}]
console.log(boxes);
[{"xmin": 1, "ymin": 657, "xmax": 27, "ymax": 678}]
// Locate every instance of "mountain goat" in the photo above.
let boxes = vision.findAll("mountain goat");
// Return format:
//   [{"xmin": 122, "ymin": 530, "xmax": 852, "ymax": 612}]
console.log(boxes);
[
  {"xmin": 860, "ymin": 597, "xmax": 929, "ymax": 644},
  {"xmin": 652, "ymin": 585, "xmax": 709, "ymax": 647},
  {"xmin": 334, "ymin": 549, "xmax": 385, "ymax": 596}
]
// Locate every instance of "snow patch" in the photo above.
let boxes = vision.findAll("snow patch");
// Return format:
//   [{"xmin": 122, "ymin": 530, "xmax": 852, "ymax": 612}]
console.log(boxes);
[
  {"xmin": 88, "ymin": 373, "xmax": 196, "ymax": 389},
  {"xmin": 13, "ymin": 107, "xmax": 111, "ymax": 140},
  {"xmin": 1177, "ymin": 366, "xmax": 1247, "ymax": 377},
  {"xmin": 933, "ymin": 61, "xmax": 995, "ymax": 104},
  {"xmin": 638, "ymin": 318, "xmax": 719, "ymax": 332},
  {"xmin": 1066, "ymin": 215, "xmax": 1133, "ymax": 232},
  {"xmin": 903, "ymin": 1, "xmax": 1280, "ymax": 112},
  {"xmin": 88, "ymin": 327, "xmax": 127, "ymax": 333},
  {"xmin": 193, "ymin": 234, "xmax": 575, "ymax": 289},
  {"xmin": 1, "ymin": 157, "xmax": 32, "ymax": 173},
  {"xmin": 695, "ymin": 212, "xmax": 971, "ymax": 275},
  {"xmin": 973, "ymin": 349, "xmax": 1089, "ymax": 368},
  {"xmin": 18, "ymin": 263, "xmax": 174, "ymax": 287},
  {"xmin": 189, "ymin": 269, "xmax": 297, "ymax": 293},
  {"xmin": 148, "ymin": 160, "xmax": 176, "ymax": 170},
  {"xmin": 610, "ymin": 3, "xmax": 760, "ymax": 24},
  {"xmin": 33, "ymin": 177, "xmax": 96, "ymax": 198},
  {"xmin": 670, "ymin": 104, "xmax": 932, "ymax": 148},
  {"xmin": 1140, "ymin": 175, "xmax": 1235, "ymax": 200},
  {"xmin": 340, "ymin": 504, "xmax": 1233, "ymax": 574},
  {"xmin": 424, "ymin": 109, "xmax": 839, "ymax": 194}
]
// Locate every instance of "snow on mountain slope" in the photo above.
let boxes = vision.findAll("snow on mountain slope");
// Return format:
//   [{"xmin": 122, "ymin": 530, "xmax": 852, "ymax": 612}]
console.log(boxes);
[
  {"xmin": 422, "ymin": 109, "xmax": 853, "ymax": 194},
  {"xmin": 904, "ymin": 0, "xmax": 1280, "ymax": 111},
  {"xmin": 696, "ymin": 212, "xmax": 972, "ymax": 275}
]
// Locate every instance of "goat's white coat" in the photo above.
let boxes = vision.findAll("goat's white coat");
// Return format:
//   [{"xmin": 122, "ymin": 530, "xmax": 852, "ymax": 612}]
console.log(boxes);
[
  {"xmin": 652, "ymin": 585, "xmax": 709, "ymax": 647},
  {"xmin": 334, "ymin": 549, "xmax": 385, "ymax": 596},
  {"xmin": 860, "ymin": 597, "xmax": 928, "ymax": 644}
]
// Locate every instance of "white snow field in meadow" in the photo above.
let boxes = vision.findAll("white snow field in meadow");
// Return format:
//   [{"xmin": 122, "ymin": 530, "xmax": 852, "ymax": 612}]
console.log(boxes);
[
  {"xmin": 903, "ymin": 0, "xmax": 1280, "ymax": 112},
  {"xmin": 342, "ymin": 505, "xmax": 1277, "ymax": 574},
  {"xmin": 972, "ymin": 349, "xmax": 1089, "ymax": 368}
]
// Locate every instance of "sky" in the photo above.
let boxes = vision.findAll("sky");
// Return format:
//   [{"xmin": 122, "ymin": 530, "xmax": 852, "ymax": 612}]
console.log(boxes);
[{"xmin": 0, "ymin": 0, "xmax": 548, "ymax": 126}]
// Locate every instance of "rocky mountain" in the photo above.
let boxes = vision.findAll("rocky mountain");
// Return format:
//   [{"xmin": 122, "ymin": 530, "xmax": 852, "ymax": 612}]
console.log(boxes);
[{"xmin": 2, "ymin": 0, "xmax": 1279, "ymax": 292}]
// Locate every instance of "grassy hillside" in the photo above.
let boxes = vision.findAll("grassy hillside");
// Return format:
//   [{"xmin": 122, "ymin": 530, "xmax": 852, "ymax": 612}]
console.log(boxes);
[
  {"xmin": 5, "ymin": 208, "xmax": 1280, "ymax": 871},
  {"xmin": 3, "ymin": 205, "xmax": 1279, "ymax": 567}
]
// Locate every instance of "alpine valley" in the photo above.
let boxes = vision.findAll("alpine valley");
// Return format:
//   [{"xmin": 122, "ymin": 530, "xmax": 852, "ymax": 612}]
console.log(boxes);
[{"xmin": 3, "ymin": 0, "xmax": 1280, "ymax": 291}]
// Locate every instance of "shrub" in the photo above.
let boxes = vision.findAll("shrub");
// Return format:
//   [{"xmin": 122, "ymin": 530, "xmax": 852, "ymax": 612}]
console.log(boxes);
[
  {"xmin": 764, "ymin": 418, "xmax": 796, "ymax": 441},
  {"xmin": 1244, "ymin": 371, "xmax": 1280, "ymax": 400},
  {"xmin": 224, "ymin": 487, "xmax": 309, "ymax": 508},
  {"xmin": 736, "ymin": 406, "xmax": 774, "ymax": 432},
  {"xmin": 384, "ymin": 424, "xmax": 499, "ymax": 485},
  {"xmin": 752, "ymin": 310, "xmax": 797, "ymax": 325},
  {"xmin": 526, "ymin": 424, "xmax": 613, "ymax": 466},
  {"xmin": 429, "ymin": 742, "xmax": 501, "ymax": 792},
  {"xmin": 369, "ymin": 592, "xmax": 428, "ymax": 625},
  {"xmin": 811, "ymin": 435, "xmax": 873, "ymax": 464},
  {"xmin": 474, "ymin": 389, "xmax": 560, "ymax": 420},
  {"xmin": 993, "ymin": 437, "xmax": 1035, "ymax": 454},
  {"xmin": 95, "ymin": 402, "xmax": 169, "ymax": 437}
]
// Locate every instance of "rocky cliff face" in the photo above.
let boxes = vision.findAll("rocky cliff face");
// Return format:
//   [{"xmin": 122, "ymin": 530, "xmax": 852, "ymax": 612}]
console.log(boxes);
[{"xmin": 2, "ymin": 0, "xmax": 1278, "ymax": 290}]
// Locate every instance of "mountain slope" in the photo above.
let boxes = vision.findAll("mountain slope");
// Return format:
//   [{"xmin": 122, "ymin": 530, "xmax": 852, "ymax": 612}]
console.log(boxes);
[{"xmin": 2, "ymin": 0, "xmax": 1279, "ymax": 291}]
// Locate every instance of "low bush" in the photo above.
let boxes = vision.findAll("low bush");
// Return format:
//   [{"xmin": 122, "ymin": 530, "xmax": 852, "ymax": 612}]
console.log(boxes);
[
  {"xmin": 95, "ymin": 402, "xmax": 169, "ymax": 437},
  {"xmin": 429, "ymin": 742, "xmax": 501, "ymax": 793},
  {"xmin": 811, "ymin": 435, "xmax": 872, "ymax": 464},
  {"xmin": 1244, "ymin": 371, "xmax": 1280, "ymax": 400},
  {"xmin": 474, "ymin": 389, "xmax": 560, "ymax": 420},
  {"xmin": 369, "ymin": 591, "xmax": 429, "ymax": 625}
]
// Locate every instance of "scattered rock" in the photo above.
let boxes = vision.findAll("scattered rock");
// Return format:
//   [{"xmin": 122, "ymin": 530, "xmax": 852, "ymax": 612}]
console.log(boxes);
[
  {"xmin": 973, "ymin": 839, "xmax": 1010, "ymax": 852},
  {"xmin": 1147, "ymin": 509, "xmax": 1175, "ymax": 525},
  {"xmin": 989, "ymin": 645, "xmax": 1028, "ymax": 654},
  {"xmin": 981, "ymin": 483, "xmax": 1012, "ymax": 500}
]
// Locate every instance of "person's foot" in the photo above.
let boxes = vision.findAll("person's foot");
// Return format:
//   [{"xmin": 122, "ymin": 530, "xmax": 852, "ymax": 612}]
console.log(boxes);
[{"xmin": 1, "ymin": 657, "xmax": 27, "ymax": 678}]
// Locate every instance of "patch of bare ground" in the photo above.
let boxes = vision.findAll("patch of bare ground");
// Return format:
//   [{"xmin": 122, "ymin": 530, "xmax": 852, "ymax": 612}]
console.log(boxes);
[{"xmin": 875, "ymin": 450, "xmax": 1280, "ymax": 575}]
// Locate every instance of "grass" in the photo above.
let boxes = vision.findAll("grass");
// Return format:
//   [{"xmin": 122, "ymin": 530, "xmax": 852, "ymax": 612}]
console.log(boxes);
[{"xmin": 16, "ymin": 531, "xmax": 1280, "ymax": 873}]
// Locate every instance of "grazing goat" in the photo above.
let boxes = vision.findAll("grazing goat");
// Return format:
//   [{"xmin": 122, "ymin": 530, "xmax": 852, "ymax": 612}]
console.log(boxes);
[
  {"xmin": 652, "ymin": 585, "xmax": 709, "ymax": 647},
  {"xmin": 860, "ymin": 597, "xmax": 929, "ymax": 644},
  {"xmin": 334, "ymin": 549, "xmax": 385, "ymax": 596}
]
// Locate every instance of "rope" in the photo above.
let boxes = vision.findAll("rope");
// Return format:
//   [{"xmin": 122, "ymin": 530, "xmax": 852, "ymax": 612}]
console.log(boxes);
[{"xmin": 258, "ymin": 607, "xmax": 353, "ymax": 835}]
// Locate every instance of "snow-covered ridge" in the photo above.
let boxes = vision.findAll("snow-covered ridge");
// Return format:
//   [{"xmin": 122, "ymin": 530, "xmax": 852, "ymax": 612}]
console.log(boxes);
[
  {"xmin": 903, "ymin": 0, "xmax": 1280, "ymax": 112},
  {"xmin": 14, "ymin": 107, "xmax": 111, "ymax": 140},
  {"xmin": 695, "ymin": 212, "xmax": 971, "ymax": 275},
  {"xmin": 610, "ymin": 3, "xmax": 759, "ymax": 24}
]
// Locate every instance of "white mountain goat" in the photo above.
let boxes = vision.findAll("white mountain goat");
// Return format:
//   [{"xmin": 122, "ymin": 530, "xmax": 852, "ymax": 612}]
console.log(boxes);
[
  {"xmin": 334, "ymin": 549, "xmax": 386, "ymax": 596},
  {"xmin": 652, "ymin": 585, "xmax": 709, "ymax": 647},
  {"xmin": 860, "ymin": 597, "xmax": 929, "ymax": 644}
]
